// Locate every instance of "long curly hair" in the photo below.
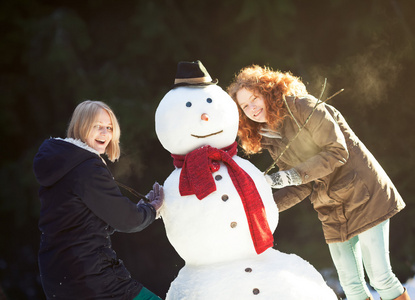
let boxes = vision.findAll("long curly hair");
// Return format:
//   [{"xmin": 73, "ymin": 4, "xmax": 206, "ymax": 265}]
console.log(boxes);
[{"xmin": 227, "ymin": 65, "xmax": 307, "ymax": 155}]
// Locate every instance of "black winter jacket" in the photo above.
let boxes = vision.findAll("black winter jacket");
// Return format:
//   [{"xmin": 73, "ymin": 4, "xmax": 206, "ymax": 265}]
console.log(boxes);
[{"xmin": 33, "ymin": 138, "xmax": 156, "ymax": 300}]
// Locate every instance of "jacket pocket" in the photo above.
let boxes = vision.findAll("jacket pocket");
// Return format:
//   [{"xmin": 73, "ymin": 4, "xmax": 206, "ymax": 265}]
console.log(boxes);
[
  {"xmin": 328, "ymin": 171, "xmax": 370, "ymax": 212},
  {"xmin": 328, "ymin": 171, "xmax": 357, "ymax": 201},
  {"xmin": 311, "ymin": 180, "xmax": 338, "ymax": 223}
]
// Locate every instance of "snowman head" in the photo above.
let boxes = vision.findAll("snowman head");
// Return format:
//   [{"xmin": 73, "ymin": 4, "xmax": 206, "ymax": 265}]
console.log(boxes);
[{"xmin": 155, "ymin": 61, "xmax": 239, "ymax": 155}]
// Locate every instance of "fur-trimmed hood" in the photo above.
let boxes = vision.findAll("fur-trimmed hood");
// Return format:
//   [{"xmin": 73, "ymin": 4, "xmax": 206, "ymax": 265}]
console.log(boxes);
[{"xmin": 33, "ymin": 138, "xmax": 101, "ymax": 187}]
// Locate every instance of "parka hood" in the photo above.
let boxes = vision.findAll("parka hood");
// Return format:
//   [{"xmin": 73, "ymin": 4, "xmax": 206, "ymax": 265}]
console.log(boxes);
[{"xmin": 33, "ymin": 138, "xmax": 101, "ymax": 187}]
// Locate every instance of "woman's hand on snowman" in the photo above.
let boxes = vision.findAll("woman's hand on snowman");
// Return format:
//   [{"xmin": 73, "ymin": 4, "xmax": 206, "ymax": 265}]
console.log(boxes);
[
  {"xmin": 139, "ymin": 182, "xmax": 164, "ymax": 219},
  {"xmin": 265, "ymin": 168, "xmax": 302, "ymax": 189}
]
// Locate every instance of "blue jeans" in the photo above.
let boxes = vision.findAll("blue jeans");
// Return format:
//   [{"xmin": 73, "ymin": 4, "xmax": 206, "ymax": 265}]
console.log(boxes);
[{"xmin": 328, "ymin": 219, "xmax": 404, "ymax": 300}]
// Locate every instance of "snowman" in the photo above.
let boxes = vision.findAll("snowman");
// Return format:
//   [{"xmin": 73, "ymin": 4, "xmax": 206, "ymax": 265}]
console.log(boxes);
[{"xmin": 155, "ymin": 61, "xmax": 337, "ymax": 299}]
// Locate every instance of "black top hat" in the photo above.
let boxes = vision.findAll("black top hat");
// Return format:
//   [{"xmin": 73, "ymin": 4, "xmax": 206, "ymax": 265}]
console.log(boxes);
[{"xmin": 171, "ymin": 60, "xmax": 218, "ymax": 89}]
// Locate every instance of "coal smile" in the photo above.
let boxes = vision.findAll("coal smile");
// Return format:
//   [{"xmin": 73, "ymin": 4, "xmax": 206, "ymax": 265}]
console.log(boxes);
[{"xmin": 191, "ymin": 130, "xmax": 223, "ymax": 139}]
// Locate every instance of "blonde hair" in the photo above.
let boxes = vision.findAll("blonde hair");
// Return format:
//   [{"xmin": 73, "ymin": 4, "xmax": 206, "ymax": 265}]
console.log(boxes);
[
  {"xmin": 67, "ymin": 100, "xmax": 121, "ymax": 162},
  {"xmin": 227, "ymin": 65, "xmax": 307, "ymax": 155}
]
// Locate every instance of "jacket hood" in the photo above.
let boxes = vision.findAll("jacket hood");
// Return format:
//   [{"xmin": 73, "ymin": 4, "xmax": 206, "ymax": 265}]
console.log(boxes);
[{"xmin": 33, "ymin": 138, "xmax": 101, "ymax": 187}]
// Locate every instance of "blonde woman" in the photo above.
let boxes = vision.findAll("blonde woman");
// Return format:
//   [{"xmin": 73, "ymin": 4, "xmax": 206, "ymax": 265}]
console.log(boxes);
[
  {"xmin": 33, "ymin": 100, "xmax": 163, "ymax": 300},
  {"xmin": 227, "ymin": 65, "xmax": 409, "ymax": 300}
]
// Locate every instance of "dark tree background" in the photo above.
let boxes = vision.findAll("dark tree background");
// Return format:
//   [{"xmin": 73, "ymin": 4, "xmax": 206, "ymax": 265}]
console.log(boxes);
[{"xmin": 1, "ymin": 0, "xmax": 414, "ymax": 299}]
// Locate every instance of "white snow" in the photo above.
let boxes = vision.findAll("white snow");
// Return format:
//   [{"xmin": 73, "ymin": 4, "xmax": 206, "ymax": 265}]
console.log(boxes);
[
  {"xmin": 402, "ymin": 277, "xmax": 415, "ymax": 298},
  {"xmin": 166, "ymin": 248, "xmax": 338, "ymax": 300}
]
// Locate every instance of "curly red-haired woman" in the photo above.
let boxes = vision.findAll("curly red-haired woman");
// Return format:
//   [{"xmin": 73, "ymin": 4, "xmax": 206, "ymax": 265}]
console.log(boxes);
[{"xmin": 227, "ymin": 65, "xmax": 409, "ymax": 300}]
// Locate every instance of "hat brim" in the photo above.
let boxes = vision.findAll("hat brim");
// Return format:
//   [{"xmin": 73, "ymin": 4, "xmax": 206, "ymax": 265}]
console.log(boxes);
[{"xmin": 171, "ymin": 78, "xmax": 218, "ymax": 89}]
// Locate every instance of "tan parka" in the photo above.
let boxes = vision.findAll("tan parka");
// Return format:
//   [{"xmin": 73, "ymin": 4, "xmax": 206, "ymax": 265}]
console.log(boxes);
[{"xmin": 261, "ymin": 95, "xmax": 405, "ymax": 244}]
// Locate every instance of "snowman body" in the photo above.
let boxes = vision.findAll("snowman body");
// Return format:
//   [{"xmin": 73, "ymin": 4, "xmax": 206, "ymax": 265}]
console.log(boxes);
[
  {"xmin": 162, "ymin": 155, "xmax": 278, "ymax": 266},
  {"xmin": 155, "ymin": 84, "xmax": 337, "ymax": 299}
]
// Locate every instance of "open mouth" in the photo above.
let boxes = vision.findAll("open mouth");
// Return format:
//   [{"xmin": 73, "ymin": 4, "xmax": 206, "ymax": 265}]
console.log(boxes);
[
  {"xmin": 96, "ymin": 139, "xmax": 106, "ymax": 145},
  {"xmin": 191, "ymin": 130, "xmax": 223, "ymax": 139}
]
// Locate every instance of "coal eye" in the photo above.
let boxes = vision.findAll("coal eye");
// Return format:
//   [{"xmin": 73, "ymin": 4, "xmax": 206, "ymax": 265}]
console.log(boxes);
[
  {"xmin": 206, "ymin": 98, "xmax": 212, "ymax": 103},
  {"xmin": 186, "ymin": 102, "xmax": 192, "ymax": 107}
]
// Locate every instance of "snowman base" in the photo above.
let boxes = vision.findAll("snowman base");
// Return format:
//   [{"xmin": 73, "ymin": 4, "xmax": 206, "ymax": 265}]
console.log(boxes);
[{"xmin": 165, "ymin": 248, "xmax": 337, "ymax": 300}]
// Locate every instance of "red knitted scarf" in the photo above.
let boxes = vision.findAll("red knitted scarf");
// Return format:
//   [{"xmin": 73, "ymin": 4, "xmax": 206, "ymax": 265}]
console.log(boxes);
[{"xmin": 171, "ymin": 141, "xmax": 273, "ymax": 254}]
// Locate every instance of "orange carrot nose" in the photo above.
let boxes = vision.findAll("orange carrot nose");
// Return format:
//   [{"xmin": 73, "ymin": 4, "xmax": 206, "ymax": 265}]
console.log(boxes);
[{"xmin": 201, "ymin": 113, "xmax": 209, "ymax": 121}]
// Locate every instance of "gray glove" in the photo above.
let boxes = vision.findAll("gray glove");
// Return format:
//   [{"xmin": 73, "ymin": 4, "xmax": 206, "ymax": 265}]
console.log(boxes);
[
  {"xmin": 265, "ymin": 168, "xmax": 302, "ymax": 189},
  {"xmin": 140, "ymin": 182, "xmax": 164, "ymax": 218}
]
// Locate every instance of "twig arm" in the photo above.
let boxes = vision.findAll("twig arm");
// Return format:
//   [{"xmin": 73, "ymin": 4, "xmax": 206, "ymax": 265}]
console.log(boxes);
[
  {"xmin": 264, "ymin": 87, "xmax": 344, "ymax": 175},
  {"xmin": 115, "ymin": 180, "xmax": 150, "ymax": 202}
]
